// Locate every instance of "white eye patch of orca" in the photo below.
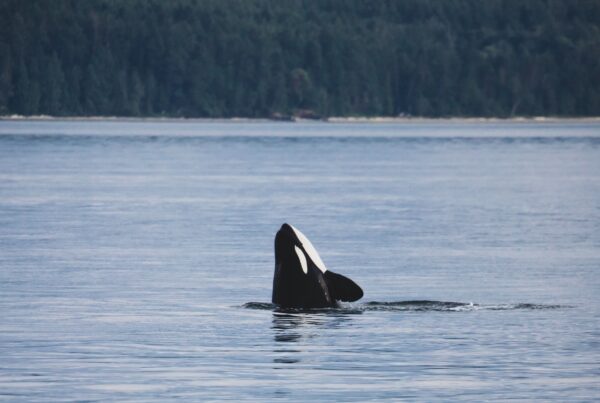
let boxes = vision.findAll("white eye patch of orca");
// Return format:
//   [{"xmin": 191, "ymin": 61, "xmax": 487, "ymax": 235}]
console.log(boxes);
[
  {"xmin": 290, "ymin": 224, "xmax": 328, "ymax": 273},
  {"xmin": 294, "ymin": 245, "xmax": 308, "ymax": 274}
]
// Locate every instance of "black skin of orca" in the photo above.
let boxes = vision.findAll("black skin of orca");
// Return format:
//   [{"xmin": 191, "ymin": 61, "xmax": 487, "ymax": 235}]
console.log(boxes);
[{"xmin": 272, "ymin": 223, "xmax": 363, "ymax": 309}]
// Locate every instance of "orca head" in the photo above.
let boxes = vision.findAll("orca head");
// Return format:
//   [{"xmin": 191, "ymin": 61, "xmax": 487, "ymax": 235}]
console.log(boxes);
[
  {"xmin": 274, "ymin": 223, "xmax": 328, "ymax": 276},
  {"xmin": 272, "ymin": 223, "xmax": 363, "ymax": 308}
]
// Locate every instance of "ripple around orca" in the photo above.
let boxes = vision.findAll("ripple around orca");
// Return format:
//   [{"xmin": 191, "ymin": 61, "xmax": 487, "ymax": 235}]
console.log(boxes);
[{"xmin": 242, "ymin": 301, "xmax": 572, "ymax": 313}]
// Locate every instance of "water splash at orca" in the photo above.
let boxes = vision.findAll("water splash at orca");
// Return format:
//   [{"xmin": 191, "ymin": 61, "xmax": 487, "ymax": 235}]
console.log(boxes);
[{"xmin": 242, "ymin": 301, "xmax": 571, "ymax": 313}]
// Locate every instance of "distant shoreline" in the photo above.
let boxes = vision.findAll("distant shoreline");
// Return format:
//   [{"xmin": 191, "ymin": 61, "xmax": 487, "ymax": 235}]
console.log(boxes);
[{"xmin": 2, "ymin": 115, "xmax": 600, "ymax": 124}]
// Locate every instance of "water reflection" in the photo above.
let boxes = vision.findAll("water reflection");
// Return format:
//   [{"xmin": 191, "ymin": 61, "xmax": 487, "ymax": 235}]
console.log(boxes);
[
  {"xmin": 271, "ymin": 310, "xmax": 359, "ymax": 367},
  {"xmin": 271, "ymin": 310, "xmax": 359, "ymax": 339},
  {"xmin": 271, "ymin": 312, "xmax": 320, "ymax": 343}
]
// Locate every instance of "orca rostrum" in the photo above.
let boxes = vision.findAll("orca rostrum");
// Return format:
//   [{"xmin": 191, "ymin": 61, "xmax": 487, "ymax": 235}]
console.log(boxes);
[{"xmin": 272, "ymin": 223, "xmax": 363, "ymax": 308}]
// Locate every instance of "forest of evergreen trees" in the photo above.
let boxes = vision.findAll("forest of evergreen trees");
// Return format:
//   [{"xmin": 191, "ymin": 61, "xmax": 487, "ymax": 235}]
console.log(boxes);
[{"xmin": 1, "ymin": 0, "xmax": 599, "ymax": 118}]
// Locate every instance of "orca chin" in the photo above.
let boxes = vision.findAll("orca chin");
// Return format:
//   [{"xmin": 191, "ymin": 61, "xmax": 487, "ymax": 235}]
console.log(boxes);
[{"xmin": 272, "ymin": 223, "xmax": 363, "ymax": 309}]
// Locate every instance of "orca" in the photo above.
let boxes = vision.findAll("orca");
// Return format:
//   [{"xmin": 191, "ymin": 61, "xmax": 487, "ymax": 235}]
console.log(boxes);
[{"xmin": 272, "ymin": 223, "xmax": 363, "ymax": 308}]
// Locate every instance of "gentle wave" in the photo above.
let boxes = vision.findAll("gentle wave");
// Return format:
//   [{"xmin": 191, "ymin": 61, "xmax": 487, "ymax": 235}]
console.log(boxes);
[{"xmin": 242, "ymin": 301, "xmax": 571, "ymax": 313}]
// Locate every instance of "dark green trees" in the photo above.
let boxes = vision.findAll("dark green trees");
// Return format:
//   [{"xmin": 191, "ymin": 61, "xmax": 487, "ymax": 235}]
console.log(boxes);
[{"xmin": 0, "ymin": 0, "xmax": 598, "ymax": 117}]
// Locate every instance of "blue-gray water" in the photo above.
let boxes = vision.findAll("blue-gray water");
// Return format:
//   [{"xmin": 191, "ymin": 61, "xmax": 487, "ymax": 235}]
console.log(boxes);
[{"xmin": 1, "ymin": 120, "xmax": 599, "ymax": 401}]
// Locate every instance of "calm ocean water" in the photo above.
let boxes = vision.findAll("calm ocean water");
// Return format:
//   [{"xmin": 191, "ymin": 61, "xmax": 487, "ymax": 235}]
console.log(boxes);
[{"xmin": 0, "ymin": 120, "xmax": 599, "ymax": 401}]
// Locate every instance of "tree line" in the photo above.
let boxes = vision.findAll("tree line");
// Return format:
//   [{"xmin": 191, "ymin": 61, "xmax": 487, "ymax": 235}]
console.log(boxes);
[{"xmin": 1, "ymin": 0, "xmax": 599, "ymax": 118}]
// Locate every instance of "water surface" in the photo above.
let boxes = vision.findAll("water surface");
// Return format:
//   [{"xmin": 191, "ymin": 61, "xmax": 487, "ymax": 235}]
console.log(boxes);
[{"xmin": 1, "ymin": 120, "xmax": 599, "ymax": 401}]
